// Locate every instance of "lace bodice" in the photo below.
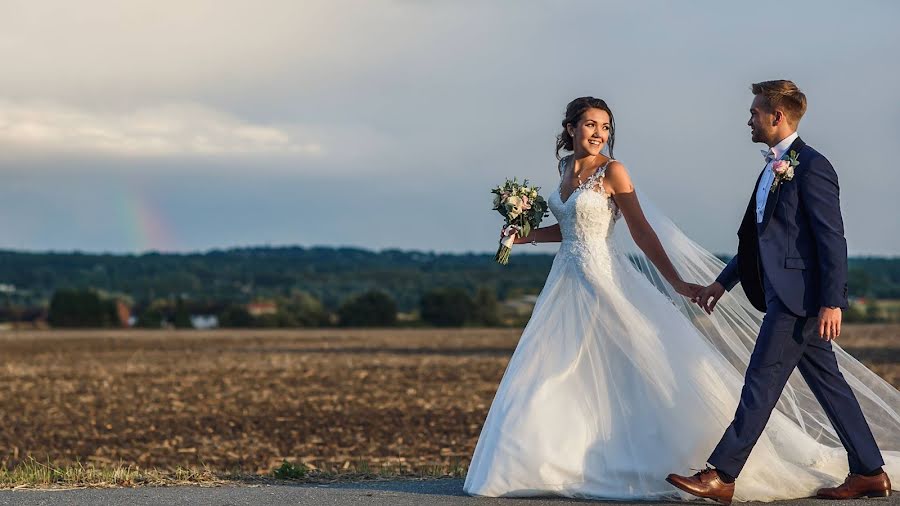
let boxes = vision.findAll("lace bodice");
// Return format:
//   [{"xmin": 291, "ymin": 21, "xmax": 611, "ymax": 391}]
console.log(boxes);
[{"xmin": 548, "ymin": 155, "xmax": 622, "ymax": 263}]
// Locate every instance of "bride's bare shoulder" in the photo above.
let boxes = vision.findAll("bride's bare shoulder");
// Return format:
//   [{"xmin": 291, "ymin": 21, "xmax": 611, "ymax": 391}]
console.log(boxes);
[{"xmin": 602, "ymin": 160, "xmax": 634, "ymax": 195}]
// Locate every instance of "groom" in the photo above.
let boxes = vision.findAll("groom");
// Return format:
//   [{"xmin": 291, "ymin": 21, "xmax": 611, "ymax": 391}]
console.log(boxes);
[{"xmin": 666, "ymin": 80, "xmax": 891, "ymax": 504}]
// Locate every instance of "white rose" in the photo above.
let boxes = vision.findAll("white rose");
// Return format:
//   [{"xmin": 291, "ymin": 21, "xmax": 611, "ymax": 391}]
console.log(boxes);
[{"xmin": 505, "ymin": 196, "xmax": 523, "ymax": 218}]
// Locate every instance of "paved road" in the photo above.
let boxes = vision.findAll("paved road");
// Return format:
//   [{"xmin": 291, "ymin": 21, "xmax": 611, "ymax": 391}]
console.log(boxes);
[{"xmin": 0, "ymin": 479, "xmax": 896, "ymax": 506}]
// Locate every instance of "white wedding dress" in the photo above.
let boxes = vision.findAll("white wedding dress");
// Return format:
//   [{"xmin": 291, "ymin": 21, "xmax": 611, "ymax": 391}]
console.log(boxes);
[{"xmin": 463, "ymin": 156, "xmax": 900, "ymax": 502}]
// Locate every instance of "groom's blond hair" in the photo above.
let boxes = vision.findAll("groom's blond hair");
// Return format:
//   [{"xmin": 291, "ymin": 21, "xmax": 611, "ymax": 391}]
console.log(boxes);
[{"xmin": 752, "ymin": 80, "xmax": 807, "ymax": 126}]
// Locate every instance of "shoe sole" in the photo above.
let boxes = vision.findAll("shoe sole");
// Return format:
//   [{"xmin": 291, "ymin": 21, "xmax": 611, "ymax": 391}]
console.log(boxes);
[
  {"xmin": 665, "ymin": 477, "xmax": 733, "ymax": 505},
  {"xmin": 816, "ymin": 489, "xmax": 892, "ymax": 500}
]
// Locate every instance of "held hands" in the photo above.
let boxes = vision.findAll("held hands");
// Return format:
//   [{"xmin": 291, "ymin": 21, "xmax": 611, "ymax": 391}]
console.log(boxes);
[
  {"xmin": 688, "ymin": 279, "xmax": 842, "ymax": 338},
  {"xmin": 673, "ymin": 280, "xmax": 703, "ymax": 300},
  {"xmin": 818, "ymin": 307, "xmax": 842, "ymax": 341},
  {"xmin": 694, "ymin": 281, "xmax": 726, "ymax": 315}
]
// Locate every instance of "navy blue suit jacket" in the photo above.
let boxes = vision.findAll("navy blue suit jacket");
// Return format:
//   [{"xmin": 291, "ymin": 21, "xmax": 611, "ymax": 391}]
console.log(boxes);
[{"xmin": 716, "ymin": 137, "xmax": 849, "ymax": 317}]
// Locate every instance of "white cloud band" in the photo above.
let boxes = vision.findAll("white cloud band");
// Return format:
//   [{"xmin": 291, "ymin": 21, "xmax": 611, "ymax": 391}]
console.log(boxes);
[{"xmin": 0, "ymin": 100, "xmax": 321, "ymax": 158}]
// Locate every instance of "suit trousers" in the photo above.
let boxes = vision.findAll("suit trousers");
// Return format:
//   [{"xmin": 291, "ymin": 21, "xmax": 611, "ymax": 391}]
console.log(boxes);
[{"xmin": 707, "ymin": 269, "xmax": 884, "ymax": 478}]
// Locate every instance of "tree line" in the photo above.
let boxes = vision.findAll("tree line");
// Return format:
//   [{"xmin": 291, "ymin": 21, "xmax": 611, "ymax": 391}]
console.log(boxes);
[
  {"xmin": 0, "ymin": 247, "xmax": 556, "ymax": 313},
  {"xmin": 1, "ymin": 247, "xmax": 898, "ymax": 327},
  {"xmin": 43, "ymin": 286, "xmax": 505, "ymax": 328}
]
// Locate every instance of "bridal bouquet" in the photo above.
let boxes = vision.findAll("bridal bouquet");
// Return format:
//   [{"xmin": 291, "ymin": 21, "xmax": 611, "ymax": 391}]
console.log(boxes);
[{"xmin": 492, "ymin": 178, "xmax": 549, "ymax": 265}]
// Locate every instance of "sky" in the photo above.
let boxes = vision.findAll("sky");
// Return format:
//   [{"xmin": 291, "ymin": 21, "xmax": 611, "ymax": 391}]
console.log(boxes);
[{"xmin": 1, "ymin": 0, "xmax": 898, "ymax": 256}]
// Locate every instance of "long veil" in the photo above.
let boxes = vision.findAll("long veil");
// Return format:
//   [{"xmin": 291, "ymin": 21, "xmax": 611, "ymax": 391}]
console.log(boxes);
[{"xmin": 613, "ymin": 187, "xmax": 900, "ymax": 463}]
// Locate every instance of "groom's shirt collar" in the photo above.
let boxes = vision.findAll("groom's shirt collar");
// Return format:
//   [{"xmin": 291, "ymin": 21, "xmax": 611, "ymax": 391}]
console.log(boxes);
[
  {"xmin": 756, "ymin": 130, "xmax": 799, "ymax": 224},
  {"xmin": 769, "ymin": 131, "xmax": 799, "ymax": 161}
]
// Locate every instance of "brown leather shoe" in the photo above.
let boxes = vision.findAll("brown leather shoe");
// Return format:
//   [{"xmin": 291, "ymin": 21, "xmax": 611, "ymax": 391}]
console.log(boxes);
[
  {"xmin": 816, "ymin": 471, "xmax": 892, "ymax": 499},
  {"xmin": 666, "ymin": 467, "xmax": 735, "ymax": 505}
]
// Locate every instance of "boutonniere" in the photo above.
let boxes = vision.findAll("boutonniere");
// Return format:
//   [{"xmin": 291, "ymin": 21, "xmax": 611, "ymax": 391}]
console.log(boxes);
[{"xmin": 770, "ymin": 149, "xmax": 799, "ymax": 193}]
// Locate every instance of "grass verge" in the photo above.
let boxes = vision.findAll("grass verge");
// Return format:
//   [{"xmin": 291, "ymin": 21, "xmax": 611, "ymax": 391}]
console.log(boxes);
[{"xmin": 0, "ymin": 457, "xmax": 468, "ymax": 489}]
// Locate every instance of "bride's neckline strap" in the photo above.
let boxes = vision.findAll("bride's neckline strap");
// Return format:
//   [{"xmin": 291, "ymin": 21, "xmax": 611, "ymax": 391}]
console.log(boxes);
[
  {"xmin": 560, "ymin": 155, "xmax": 615, "ymax": 179},
  {"xmin": 557, "ymin": 156, "xmax": 617, "ymax": 205}
]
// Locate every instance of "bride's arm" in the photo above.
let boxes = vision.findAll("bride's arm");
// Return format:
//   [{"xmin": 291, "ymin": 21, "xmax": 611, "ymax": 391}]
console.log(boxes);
[
  {"xmin": 603, "ymin": 162, "xmax": 700, "ymax": 298},
  {"xmin": 513, "ymin": 223, "xmax": 562, "ymax": 244}
]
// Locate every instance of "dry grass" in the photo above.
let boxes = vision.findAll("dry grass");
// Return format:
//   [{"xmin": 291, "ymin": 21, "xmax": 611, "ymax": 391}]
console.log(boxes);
[
  {"xmin": 0, "ymin": 325, "xmax": 896, "ymax": 488},
  {"xmin": 0, "ymin": 455, "xmax": 464, "ymax": 489},
  {"xmin": 0, "ymin": 457, "xmax": 226, "ymax": 488}
]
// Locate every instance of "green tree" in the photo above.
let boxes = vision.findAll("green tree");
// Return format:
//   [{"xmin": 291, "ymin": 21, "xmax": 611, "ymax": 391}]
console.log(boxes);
[
  {"xmin": 136, "ymin": 306, "xmax": 165, "ymax": 328},
  {"xmin": 420, "ymin": 288, "xmax": 475, "ymax": 327},
  {"xmin": 865, "ymin": 300, "xmax": 883, "ymax": 323},
  {"xmin": 173, "ymin": 297, "xmax": 192, "ymax": 328},
  {"xmin": 279, "ymin": 291, "xmax": 329, "ymax": 327},
  {"xmin": 255, "ymin": 313, "xmax": 282, "ymax": 328},
  {"xmin": 48, "ymin": 289, "xmax": 119, "ymax": 328},
  {"xmin": 219, "ymin": 305, "xmax": 254, "ymax": 327},
  {"xmin": 848, "ymin": 268, "xmax": 872, "ymax": 297},
  {"xmin": 843, "ymin": 303, "xmax": 866, "ymax": 323},
  {"xmin": 473, "ymin": 286, "xmax": 501, "ymax": 326},
  {"xmin": 338, "ymin": 291, "xmax": 397, "ymax": 327}
]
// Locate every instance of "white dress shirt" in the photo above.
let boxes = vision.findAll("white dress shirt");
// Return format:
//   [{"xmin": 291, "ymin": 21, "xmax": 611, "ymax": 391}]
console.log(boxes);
[{"xmin": 756, "ymin": 131, "xmax": 799, "ymax": 223}]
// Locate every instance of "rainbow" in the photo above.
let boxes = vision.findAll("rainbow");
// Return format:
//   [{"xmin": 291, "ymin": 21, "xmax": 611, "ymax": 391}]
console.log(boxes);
[{"xmin": 120, "ymin": 182, "xmax": 176, "ymax": 252}]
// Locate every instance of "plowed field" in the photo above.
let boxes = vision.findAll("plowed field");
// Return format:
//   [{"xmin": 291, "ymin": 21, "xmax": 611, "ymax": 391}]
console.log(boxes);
[{"xmin": 0, "ymin": 326, "xmax": 896, "ymax": 474}]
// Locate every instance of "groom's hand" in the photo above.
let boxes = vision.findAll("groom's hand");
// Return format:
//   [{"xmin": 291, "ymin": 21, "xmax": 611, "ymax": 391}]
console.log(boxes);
[
  {"xmin": 818, "ymin": 307, "xmax": 842, "ymax": 341},
  {"xmin": 696, "ymin": 282, "xmax": 726, "ymax": 315}
]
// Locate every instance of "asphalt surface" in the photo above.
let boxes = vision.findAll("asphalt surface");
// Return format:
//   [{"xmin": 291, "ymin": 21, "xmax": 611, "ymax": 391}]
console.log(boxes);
[{"xmin": 0, "ymin": 479, "xmax": 896, "ymax": 506}]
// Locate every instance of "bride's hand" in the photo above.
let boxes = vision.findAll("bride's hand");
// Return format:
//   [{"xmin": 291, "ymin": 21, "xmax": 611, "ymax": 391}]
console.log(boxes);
[
  {"xmin": 673, "ymin": 280, "xmax": 703, "ymax": 300},
  {"xmin": 499, "ymin": 229, "xmax": 521, "ymax": 244},
  {"xmin": 500, "ymin": 228, "xmax": 532, "ymax": 245}
]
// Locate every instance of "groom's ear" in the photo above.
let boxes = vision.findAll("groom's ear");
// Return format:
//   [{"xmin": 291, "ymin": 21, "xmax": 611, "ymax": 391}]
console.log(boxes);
[{"xmin": 772, "ymin": 109, "xmax": 786, "ymax": 126}]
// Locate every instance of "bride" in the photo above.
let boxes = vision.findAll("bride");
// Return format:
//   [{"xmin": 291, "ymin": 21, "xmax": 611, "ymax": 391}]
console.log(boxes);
[{"xmin": 462, "ymin": 97, "xmax": 899, "ymax": 501}]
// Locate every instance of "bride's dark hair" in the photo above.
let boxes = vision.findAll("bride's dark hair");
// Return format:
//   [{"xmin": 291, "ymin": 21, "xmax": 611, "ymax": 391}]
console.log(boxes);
[{"xmin": 556, "ymin": 97, "xmax": 615, "ymax": 160}]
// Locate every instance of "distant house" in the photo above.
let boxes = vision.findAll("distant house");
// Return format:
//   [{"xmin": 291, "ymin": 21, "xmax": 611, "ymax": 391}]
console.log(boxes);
[
  {"xmin": 502, "ymin": 294, "xmax": 539, "ymax": 316},
  {"xmin": 396, "ymin": 311, "xmax": 418, "ymax": 322},
  {"xmin": 246, "ymin": 301, "xmax": 277, "ymax": 317},
  {"xmin": 190, "ymin": 315, "xmax": 219, "ymax": 329},
  {"xmin": 115, "ymin": 300, "xmax": 131, "ymax": 328}
]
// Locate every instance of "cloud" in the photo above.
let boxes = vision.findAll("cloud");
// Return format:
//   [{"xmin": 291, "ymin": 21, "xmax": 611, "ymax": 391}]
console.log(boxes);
[
  {"xmin": 0, "ymin": 100, "xmax": 322, "ymax": 158},
  {"xmin": 0, "ymin": 1, "xmax": 443, "ymax": 103},
  {"xmin": 0, "ymin": 1, "xmax": 897, "ymax": 254}
]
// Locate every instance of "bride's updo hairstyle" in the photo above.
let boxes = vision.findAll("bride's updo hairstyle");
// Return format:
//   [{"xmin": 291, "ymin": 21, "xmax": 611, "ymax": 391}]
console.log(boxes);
[{"xmin": 556, "ymin": 97, "xmax": 615, "ymax": 160}]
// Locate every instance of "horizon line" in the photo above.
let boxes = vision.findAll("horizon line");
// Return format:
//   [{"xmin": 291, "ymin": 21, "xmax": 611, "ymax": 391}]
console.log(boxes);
[{"xmin": 1, "ymin": 244, "xmax": 898, "ymax": 260}]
